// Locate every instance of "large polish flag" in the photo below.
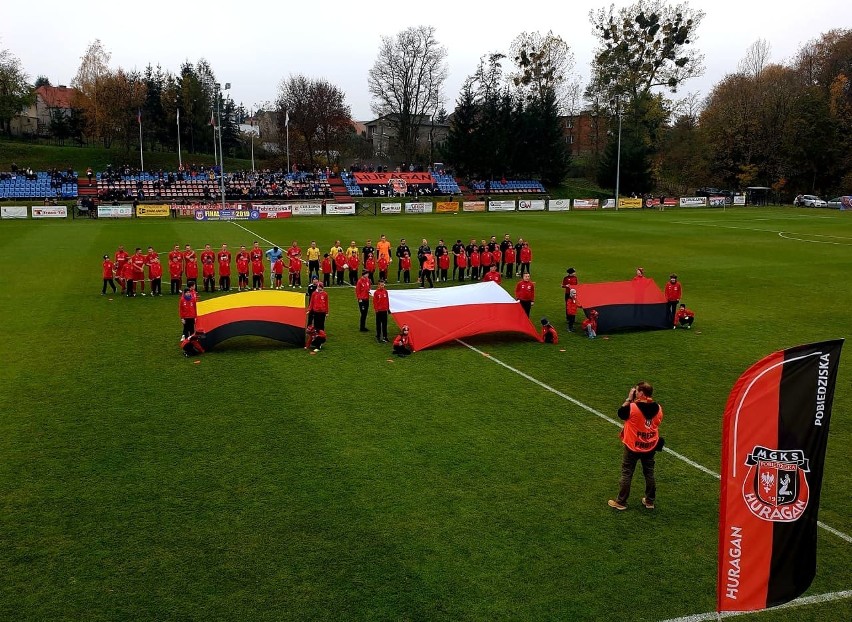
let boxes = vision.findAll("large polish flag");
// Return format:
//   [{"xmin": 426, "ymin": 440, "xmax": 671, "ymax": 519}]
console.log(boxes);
[{"xmin": 381, "ymin": 281, "xmax": 542, "ymax": 351}]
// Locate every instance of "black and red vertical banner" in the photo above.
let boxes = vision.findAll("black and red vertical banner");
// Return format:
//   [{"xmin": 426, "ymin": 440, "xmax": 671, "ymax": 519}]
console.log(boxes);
[{"xmin": 718, "ymin": 339, "xmax": 843, "ymax": 612}]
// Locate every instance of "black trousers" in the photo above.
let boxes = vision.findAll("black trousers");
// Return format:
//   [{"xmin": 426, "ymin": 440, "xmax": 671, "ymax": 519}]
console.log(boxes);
[
  {"xmin": 519, "ymin": 262, "xmax": 530, "ymax": 275},
  {"xmin": 403, "ymin": 270, "xmax": 410, "ymax": 283},
  {"xmin": 617, "ymin": 446, "xmax": 656, "ymax": 505},
  {"xmin": 309, "ymin": 260, "xmax": 320, "ymax": 279},
  {"xmin": 323, "ymin": 273, "xmax": 331, "ymax": 287},
  {"xmin": 203, "ymin": 276, "xmax": 215, "ymax": 292},
  {"xmin": 375, "ymin": 311, "xmax": 388, "ymax": 339},
  {"xmin": 126, "ymin": 278, "xmax": 135, "ymax": 296},
  {"xmin": 102, "ymin": 278, "xmax": 116, "ymax": 294},
  {"xmin": 336, "ymin": 270, "xmax": 345, "ymax": 285},
  {"xmin": 182, "ymin": 317, "xmax": 195, "ymax": 338},
  {"xmin": 348, "ymin": 269, "xmax": 358, "ymax": 285},
  {"xmin": 520, "ymin": 300, "xmax": 532, "ymax": 316},
  {"xmin": 678, "ymin": 316, "xmax": 694, "ymax": 328},
  {"xmin": 313, "ymin": 312, "xmax": 326, "ymax": 331},
  {"xmin": 358, "ymin": 300, "xmax": 369, "ymax": 329},
  {"xmin": 666, "ymin": 301, "xmax": 679, "ymax": 325},
  {"xmin": 567, "ymin": 314, "xmax": 576, "ymax": 331},
  {"xmin": 253, "ymin": 274, "xmax": 263, "ymax": 289},
  {"xmin": 505, "ymin": 263, "xmax": 514, "ymax": 278},
  {"xmin": 219, "ymin": 275, "xmax": 230, "ymax": 291},
  {"xmin": 171, "ymin": 278, "xmax": 181, "ymax": 294},
  {"xmin": 151, "ymin": 277, "xmax": 161, "ymax": 296}
]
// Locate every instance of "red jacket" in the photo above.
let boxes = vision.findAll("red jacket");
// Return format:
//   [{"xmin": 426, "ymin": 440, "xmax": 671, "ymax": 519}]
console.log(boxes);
[
  {"xmin": 273, "ymin": 259, "xmax": 284, "ymax": 276},
  {"xmin": 200, "ymin": 250, "xmax": 215, "ymax": 267},
  {"xmin": 251, "ymin": 259, "xmax": 264, "ymax": 275},
  {"xmin": 130, "ymin": 253, "xmax": 146, "ymax": 277},
  {"xmin": 665, "ymin": 281, "xmax": 682, "ymax": 302},
  {"xmin": 377, "ymin": 256, "xmax": 389, "ymax": 272},
  {"xmin": 470, "ymin": 252, "xmax": 480, "ymax": 267},
  {"xmin": 309, "ymin": 290, "xmax": 329, "ymax": 313},
  {"xmin": 347, "ymin": 255, "xmax": 360, "ymax": 271},
  {"xmin": 492, "ymin": 249, "xmax": 501, "ymax": 264},
  {"xmin": 581, "ymin": 317, "xmax": 597, "ymax": 332},
  {"xmin": 179, "ymin": 295, "xmax": 197, "ymax": 319},
  {"xmin": 169, "ymin": 260, "xmax": 183, "ymax": 279},
  {"xmin": 218, "ymin": 251, "xmax": 231, "ymax": 276},
  {"xmin": 504, "ymin": 247, "xmax": 516, "ymax": 264},
  {"xmin": 483, "ymin": 270, "xmax": 502, "ymax": 284},
  {"xmin": 562, "ymin": 275, "xmax": 578, "ymax": 290},
  {"xmin": 566, "ymin": 298, "xmax": 579, "ymax": 316},
  {"xmin": 289, "ymin": 257, "xmax": 302, "ymax": 274},
  {"xmin": 456, "ymin": 252, "xmax": 467, "ymax": 268},
  {"xmin": 321, "ymin": 258, "xmax": 332, "ymax": 274},
  {"xmin": 365, "ymin": 257, "xmax": 376, "ymax": 272},
  {"xmin": 334, "ymin": 253, "xmax": 347, "ymax": 271},
  {"xmin": 480, "ymin": 251, "xmax": 492, "ymax": 267},
  {"xmin": 185, "ymin": 260, "xmax": 198, "ymax": 279},
  {"xmin": 401, "ymin": 256, "xmax": 411, "ymax": 270},
  {"xmin": 202, "ymin": 261, "xmax": 215, "ymax": 278},
  {"xmin": 355, "ymin": 276, "xmax": 371, "ymax": 301},
  {"xmin": 515, "ymin": 280, "xmax": 535, "ymax": 301},
  {"xmin": 542, "ymin": 324, "xmax": 559, "ymax": 344},
  {"xmin": 237, "ymin": 257, "xmax": 249, "ymax": 274},
  {"xmin": 102, "ymin": 260, "xmax": 115, "ymax": 279},
  {"xmin": 438, "ymin": 253, "xmax": 450, "ymax": 270},
  {"xmin": 115, "ymin": 249, "xmax": 129, "ymax": 268},
  {"xmin": 373, "ymin": 288, "xmax": 390, "ymax": 312},
  {"xmin": 674, "ymin": 307, "xmax": 695, "ymax": 325},
  {"xmin": 393, "ymin": 332, "xmax": 411, "ymax": 350},
  {"xmin": 520, "ymin": 246, "xmax": 532, "ymax": 263},
  {"xmin": 149, "ymin": 262, "xmax": 163, "ymax": 279}
]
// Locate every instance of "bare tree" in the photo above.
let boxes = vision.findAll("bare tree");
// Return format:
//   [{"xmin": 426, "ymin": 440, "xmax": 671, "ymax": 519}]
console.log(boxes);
[
  {"xmin": 738, "ymin": 39, "xmax": 772, "ymax": 78},
  {"xmin": 509, "ymin": 31, "xmax": 579, "ymax": 113},
  {"xmin": 368, "ymin": 25, "xmax": 448, "ymax": 163}
]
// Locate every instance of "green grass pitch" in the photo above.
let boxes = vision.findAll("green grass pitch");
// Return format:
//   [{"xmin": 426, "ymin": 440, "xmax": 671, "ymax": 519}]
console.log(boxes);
[{"xmin": 0, "ymin": 207, "xmax": 849, "ymax": 621}]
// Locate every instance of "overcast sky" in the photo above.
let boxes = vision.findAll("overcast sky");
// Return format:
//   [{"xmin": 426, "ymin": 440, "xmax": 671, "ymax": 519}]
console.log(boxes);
[{"xmin": 2, "ymin": 0, "xmax": 846, "ymax": 120}]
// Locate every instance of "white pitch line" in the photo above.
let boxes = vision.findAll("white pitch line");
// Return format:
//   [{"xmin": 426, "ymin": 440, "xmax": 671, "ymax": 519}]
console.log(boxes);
[
  {"xmin": 455, "ymin": 339, "xmax": 852, "ymax": 544},
  {"xmin": 229, "ymin": 221, "xmax": 280, "ymax": 248},
  {"xmin": 778, "ymin": 232, "xmax": 852, "ymax": 245},
  {"xmin": 659, "ymin": 590, "xmax": 852, "ymax": 622},
  {"xmin": 672, "ymin": 220, "xmax": 852, "ymax": 241}
]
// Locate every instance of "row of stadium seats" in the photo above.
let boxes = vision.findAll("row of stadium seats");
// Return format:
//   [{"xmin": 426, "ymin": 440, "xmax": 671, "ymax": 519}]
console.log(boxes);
[
  {"xmin": 339, "ymin": 172, "xmax": 462, "ymax": 197},
  {"xmin": 0, "ymin": 172, "xmax": 79, "ymax": 199},
  {"xmin": 470, "ymin": 180, "xmax": 547, "ymax": 194}
]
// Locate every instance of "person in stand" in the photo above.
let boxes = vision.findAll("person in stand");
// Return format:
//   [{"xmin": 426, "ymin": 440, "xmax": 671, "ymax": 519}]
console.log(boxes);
[
  {"xmin": 400, "ymin": 251, "xmax": 412, "ymax": 283},
  {"xmin": 541, "ymin": 317, "xmax": 558, "ymax": 344},
  {"xmin": 566, "ymin": 289, "xmax": 579, "ymax": 332},
  {"xmin": 562, "ymin": 267, "xmax": 578, "ymax": 301},
  {"xmin": 665, "ymin": 273, "xmax": 682, "ymax": 326},
  {"xmin": 519, "ymin": 242, "xmax": 533, "ymax": 276},
  {"xmin": 420, "ymin": 252, "xmax": 435, "ymax": 288},
  {"xmin": 355, "ymin": 270, "xmax": 371, "ymax": 332},
  {"xmin": 438, "ymin": 251, "xmax": 450, "ymax": 282},
  {"xmin": 321, "ymin": 253, "xmax": 332, "ymax": 287},
  {"xmin": 334, "ymin": 249, "xmax": 347, "ymax": 286},
  {"xmin": 469, "ymin": 245, "xmax": 481, "ymax": 280},
  {"xmin": 169, "ymin": 255, "xmax": 183, "ymax": 295},
  {"xmin": 392, "ymin": 325, "xmax": 413, "ymax": 357},
  {"xmin": 308, "ymin": 282, "xmax": 329, "ymax": 331},
  {"xmin": 149, "ymin": 256, "xmax": 163, "ymax": 296},
  {"xmin": 503, "ymin": 244, "xmax": 516, "ymax": 279},
  {"xmin": 289, "ymin": 255, "xmax": 303, "ymax": 288},
  {"xmin": 304, "ymin": 324, "xmax": 327, "ymax": 352},
  {"xmin": 673, "ymin": 303, "xmax": 695, "ymax": 329},
  {"xmin": 236, "ymin": 253, "xmax": 250, "ymax": 291},
  {"xmin": 306, "ymin": 241, "xmax": 321, "ymax": 280},
  {"xmin": 201, "ymin": 245, "xmax": 216, "ymax": 292},
  {"xmin": 483, "ymin": 264, "xmax": 502, "ymax": 284},
  {"xmin": 377, "ymin": 254, "xmax": 389, "ymax": 283},
  {"xmin": 273, "ymin": 256, "xmax": 285, "ymax": 289},
  {"xmin": 514, "ymin": 272, "xmax": 535, "ymax": 316},
  {"xmin": 179, "ymin": 287, "xmax": 198, "ymax": 340},
  {"xmin": 582, "ymin": 309, "xmax": 599, "ymax": 339},
  {"xmin": 217, "ymin": 244, "xmax": 232, "ymax": 291},
  {"xmin": 373, "ymin": 279, "xmax": 390, "ymax": 343},
  {"xmin": 251, "ymin": 256, "xmax": 264, "ymax": 290},
  {"xmin": 455, "ymin": 246, "xmax": 467, "ymax": 282},
  {"xmin": 608, "ymin": 381, "xmax": 664, "ymax": 511},
  {"xmin": 365, "ymin": 253, "xmax": 376, "ymax": 284},
  {"xmin": 395, "ymin": 238, "xmax": 411, "ymax": 282},
  {"xmin": 347, "ymin": 252, "xmax": 360, "ymax": 286},
  {"xmin": 101, "ymin": 254, "xmax": 116, "ymax": 295}
]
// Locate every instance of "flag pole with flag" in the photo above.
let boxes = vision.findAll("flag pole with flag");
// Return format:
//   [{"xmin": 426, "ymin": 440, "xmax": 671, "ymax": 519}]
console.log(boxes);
[
  {"xmin": 137, "ymin": 109, "xmax": 144, "ymax": 172},
  {"xmin": 176, "ymin": 107, "xmax": 182, "ymax": 169},
  {"xmin": 717, "ymin": 339, "xmax": 843, "ymax": 614}
]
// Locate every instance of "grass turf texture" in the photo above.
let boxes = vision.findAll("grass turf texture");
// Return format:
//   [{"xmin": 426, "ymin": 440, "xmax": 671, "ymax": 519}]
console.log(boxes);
[{"xmin": 0, "ymin": 208, "xmax": 849, "ymax": 621}]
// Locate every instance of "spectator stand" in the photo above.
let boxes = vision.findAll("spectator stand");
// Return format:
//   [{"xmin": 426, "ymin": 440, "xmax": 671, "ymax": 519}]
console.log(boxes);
[{"xmin": 0, "ymin": 170, "xmax": 78, "ymax": 200}]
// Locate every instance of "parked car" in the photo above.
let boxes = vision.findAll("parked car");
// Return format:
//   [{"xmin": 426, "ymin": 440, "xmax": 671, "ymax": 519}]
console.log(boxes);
[
  {"xmin": 826, "ymin": 196, "xmax": 851, "ymax": 209},
  {"xmin": 795, "ymin": 194, "xmax": 827, "ymax": 207}
]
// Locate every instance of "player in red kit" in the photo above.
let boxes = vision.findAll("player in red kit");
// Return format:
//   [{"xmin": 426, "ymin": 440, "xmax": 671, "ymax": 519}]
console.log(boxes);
[
  {"xmin": 438, "ymin": 252, "xmax": 450, "ymax": 282},
  {"xmin": 128, "ymin": 248, "xmax": 146, "ymax": 297},
  {"xmin": 400, "ymin": 252, "xmax": 412, "ymax": 283},
  {"xmin": 250, "ymin": 241, "xmax": 263, "ymax": 263},
  {"xmin": 273, "ymin": 257, "xmax": 285, "ymax": 289},
  {"xmin": 168, "ymin": 244, "xmax": 183, "ymax": 264},
  {"xmin": 183, "ymin": 244, "xmax": 198, "ymax": 289},
  {"xmin": 236, "ymin": 254, "xmax": 250, "ymax": 291},
  {"xmin": 365, "ymin": 254, "xmax": 376, "ymax": 284},
  {"xmin": 334, "ymin": 251, "xmax": 347, "ymax": 286},
  {"xmin": 514, "ymin": 272, "xmax": 535, "ymax": 316},
  {"xmin": 321, "ymin": 254, "xmax": 332, "ymax": 287},
  {"xmin": 503, "ymin": 245, "xmax": 516, "ymax": 279},
  {"xmin": 377, "ymin": 255, "xmax": 389, "ymax": 282},
  {"xmin": 200, "ymin": 244, "xmax": 215, "ymax": 292},
  {"xmin": 169, "ymin": 256, "xmax": 183, "ymax": 294},
  {"xmin": 141, "ymin": 245, "xmax": 158, "ymax": 293},
  {"xmin": 251, "ymin": 257, "xmax": 264, "ymax": 289},
  {"xmin": 217, "ymin": 244, "xmax": 232, "ymax": 291},
  {"xmin": 347, "ymin": 253, "xmax": 360, "ymax": 285},
  {"xmin": 308, "ymin": 283, "xmax": 329, "ymax": 331},
  {"xmin": 101, "ymin": 255, "xmax": 116, "ymax": 295},
  {"xmin": 665, "ymin": 273, "xmax": 682, "ymax": 326},
  {"xmin": 179, "ymin": 287, "xmax": 198, "ymax": 339},
  {"xmin": 289, "ymin": 255, "xmax": 302, "ymax": 288},
  {"xmin": 519, "ymin": 242, "xmax": 533, "ymax": 276},
  {"xmin": 373, "ymin": 279, "xmax": 390, "ymax": 342}
]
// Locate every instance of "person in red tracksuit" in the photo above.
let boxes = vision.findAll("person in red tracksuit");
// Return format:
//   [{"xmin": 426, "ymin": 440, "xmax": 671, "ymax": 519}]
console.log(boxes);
[
  {"xmin": 149, "ymin": 256, "xmax": 163, "ymax": 296},
  {"xmin": 128, "ymin": 248, "xmax": 146, "ymax": 297},
  {"xmin": 236, "ymin": 254, "xmax": 250, "ymax": 291},
  {"xmin": 251, "ymin": 257, "xmax": 264, "ymax": 290},
  {"xmin": 503, "ymin": 245, "xmax": 516, "ymax": 279},
  {"xmin": 438, "ymin": 252, "xmax": 450, "ymax": 282},
  {"xmin": 673, "ymin": 303, "xmax": 695, "ymax": 329},
  {"xmin": 483, "ymin": 265, "xmax": 502, "ymax": 284},
  {"xmin": 562, "ymin": 267, "xmax": 578, "ymax": 301},
  {"xmin": 321, "ymin": 254, "xmax": 332, "ymax": 287},
  {"xmin": 273, "ymin": 257, "xmax": 285, "ymax": 289},
  {"xmin": 169, "ymin": 256, "xmax": 183, "ymax": 294},
  {"xmin": 664, "ymin": 273, "xmax": 682, "ymax": 326},
  {"xmin": 200, "ymin": 244, "xmax": 215, "ymax": 292},
  {"xmin": 101, "ymin": 255, "xmax": 116, "ymax": 294},
  {"xmin": 355, "ymin": 271, "xmax": 371, "ymax": 332},
  {"xmin": 183, "ymin": 244, "xmax": 198, "ymax": 289},
  {"xmin": 519, "ymin": 242, "xmax": 533, "ymax": 276},
  {"xmin": 334, "ymin": 251, "xmax": 347, "ymax": 286},
  {"xmin": 179, "ymin": 288, "xmax": 198, "ymax": 339},
  {"xmin": 582, "ymin": 309, "xmax": 598, "ymax": 339},
  {"xmin": 514, "ymin": 272, "xmax": 535, "ymax": 316},
  {"xmin": 218, "ymin": 244, "xmax": 232, "ymax": 291},
  {"xmin": 400, "ymin": 252, "xmax": 412, "ymax": 283},
  {"xmin": 347, "ymin": 253, "xmax": 360, "ymax": 286},
  {"xmin": 392, "ymin": 325, "xmax": 413, "ymax": 357},
  {"xmin": 289, "ymin": 256, "xmax": 303, "ymax": 288},
  {"xmin": 365, "ymin": 254, "xmax": 376, "ymax": 284},
  {"xmin": 377, "ymin": 255, "xmax": 389, "ymax": 283},
  {"xmin": 565, "ymin": 288, "xmax": 579, "ymax": 332},
  {"xmin": 469, "ymin": 246, "xmax": 481, "ymax": 280},
  {"xmin": 304, "ymin": 325, "xmax": 327, "ymax": 352},
  {"xmin": 480, "ymin": 247, "xmax": 493, "ymax": 274},
  {"xmin": 308, "ymin": 283, "xmax": 329, "ymax": 331},
  {"xmin": 608, "ymin": 381, "xmax": 664, "ymax": 511},
  {"xmin": 373, "ymin": 279, "xmax": 390, "ymax": 342},
  {"xmin": 540, "ymin": 317, "xmax": 558, "ymax": 344}
]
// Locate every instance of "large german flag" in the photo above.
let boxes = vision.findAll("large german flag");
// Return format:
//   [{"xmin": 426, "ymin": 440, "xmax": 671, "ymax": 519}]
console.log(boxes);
[
  {"xmin": 195, "ymin": 290, "xmax": 306, "ymax": 349},
  {"xmin": 718, "ymin": 339, "xmax": 844, "ymax": 612}
]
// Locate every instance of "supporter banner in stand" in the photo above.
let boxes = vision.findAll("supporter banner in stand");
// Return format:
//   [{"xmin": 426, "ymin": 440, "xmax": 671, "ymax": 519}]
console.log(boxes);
[
  {"xmin": 436, "ymin": 201, "xmax": 459, "ymax": 213},
  {"xmin": 98, "ymin": 205, "xmax": 133, "ymax": 218},
  {"xmin": 489, "ymin": 200, "xmax": 515, "ymax": 212},
  {"xmin": 618, "ymin": 198, "xmax": 643, "ymax": 209},
  {"xmin": 255, "ymin": 204, "xmax": 293, "ymax": 219},
  {"xmin": 680, "ymin": 196, "xmax": 707, "ymax": 207},
  {"xmin": 326, "ymin": 203, "xmax": 356, "ymax": 215},
  {"xmin": 709, "ymin": 196, "xmax": 727, "ymax": 207},
  {"xmin": 1, "ymin": 205, "xmax": 28, "ymax": 219},
  {"xmin": 518, "ymin": 199, "xmax": 545, "ymax": 211},
  {"xmin": 291, "ymin": 203, "xmax": 322, "ymax": 216},
  {"xmin": 548, "ymin": 199, "xmax": 571, "ymax": 211},
  {"xmin": 136, "ymin": 204, "xmax": 170, "ymax": 218},
  {"xmin": 463, "ymin": 201, "xmax": 486, "ymax": 212},
  {"xmin": 353, "ymin": 172, "xmax": 435, "ymax": 185},
  {"xmin": 734, "ymin": 195, "xmax": 746, "ymax": 206},
  {"xmin": 193, "ymin": 208, "xmax": 260, "ymax": 221},
  {"xmin": 718, "ymin": 340, "xmax": 844, "ymax": 613},
  {"xmin": 574, "ymin": 198, "xmax": 599, "ymax": 210},
  {"xmin": 381, "ymin": 202, "xmax": 402, "ymax": 214},
  {"xmin": 405, "ymin": 202, "xmax": 433, "ymax": 214},
  {"xmin": 32, "ymin": 206, "xmax": 68, "ymax": 218}
]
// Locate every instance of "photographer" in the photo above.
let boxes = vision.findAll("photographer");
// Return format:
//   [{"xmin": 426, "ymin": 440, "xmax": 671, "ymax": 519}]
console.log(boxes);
[{"xmin": 608, "ymin": 381, "xmax": 663, "ymax": 511}]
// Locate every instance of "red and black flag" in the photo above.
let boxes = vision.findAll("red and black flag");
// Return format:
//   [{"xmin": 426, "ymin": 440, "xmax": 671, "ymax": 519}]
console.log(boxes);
[
  {"xmin": 718, "ymin": 339, "xmax": 844, "ymax": 612},
  {"xmin": 572, "ymin": 277, "xmax": 668, "ymax": 333}
]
